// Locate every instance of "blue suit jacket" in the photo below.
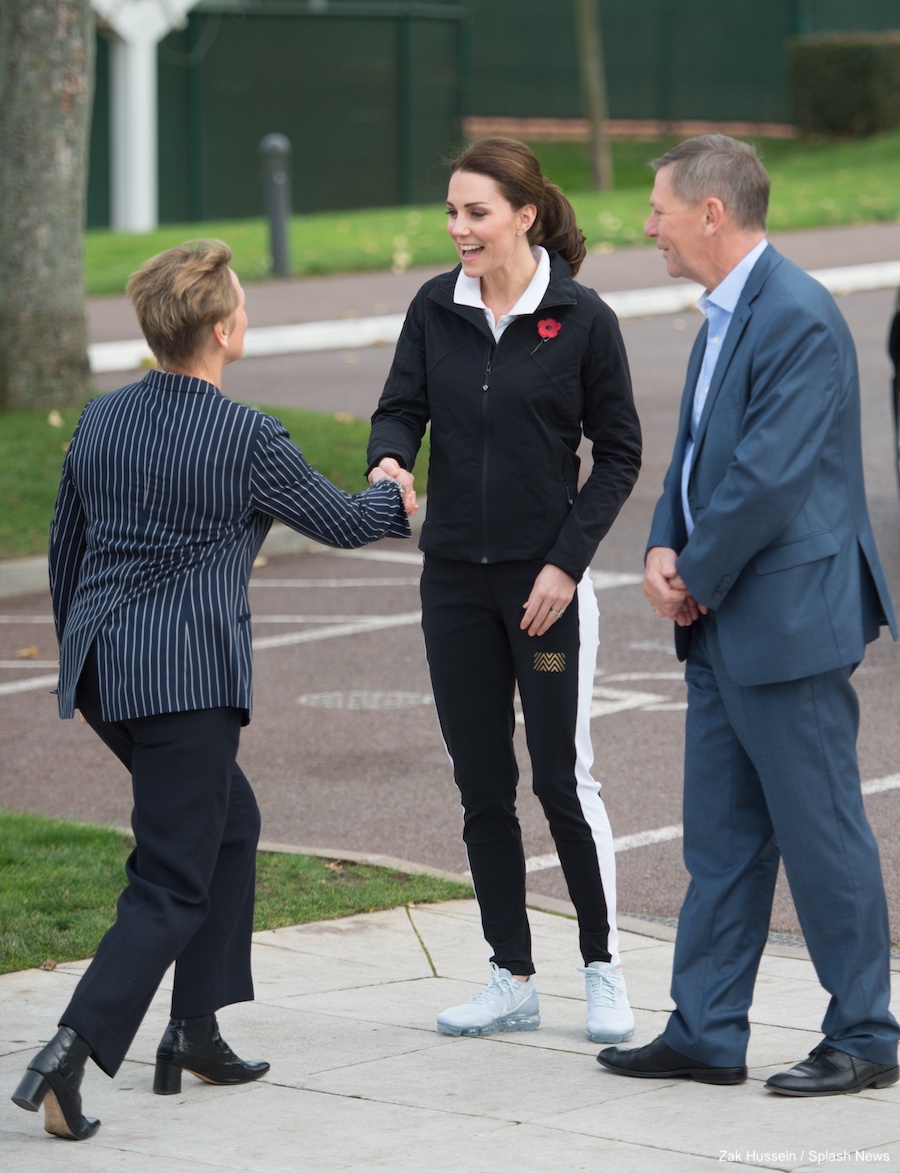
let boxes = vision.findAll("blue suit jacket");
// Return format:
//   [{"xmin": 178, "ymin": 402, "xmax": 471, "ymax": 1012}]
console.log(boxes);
[
  {"xmin": 648, "ymin": 245, "xmax": 896, "ymax": 685},
  {"xmin": 49, "ymin": 370, "xmax": 409, "ymax": 722}
]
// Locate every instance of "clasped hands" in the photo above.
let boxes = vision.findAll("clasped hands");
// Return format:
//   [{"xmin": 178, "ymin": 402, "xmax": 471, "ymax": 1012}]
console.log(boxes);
[
  {"xmin": 368, "ymin": 457, "xmax": 419, "ymax": 517},
  {"xmin": 644, "ymin": 546, "xmax": 708, "ymax": 628}
]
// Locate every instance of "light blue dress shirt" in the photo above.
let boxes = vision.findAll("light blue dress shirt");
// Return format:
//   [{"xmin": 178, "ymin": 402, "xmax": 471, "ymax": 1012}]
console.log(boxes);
[{"xmin": 681, "ymin": 239, "xmax": 769, "ymax": 534}]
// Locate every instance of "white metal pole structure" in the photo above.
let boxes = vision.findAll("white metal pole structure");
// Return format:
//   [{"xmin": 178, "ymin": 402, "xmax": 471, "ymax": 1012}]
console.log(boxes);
[{"xmin": 91, "ymin": 1, "xmax": 200, "ymax": 232}]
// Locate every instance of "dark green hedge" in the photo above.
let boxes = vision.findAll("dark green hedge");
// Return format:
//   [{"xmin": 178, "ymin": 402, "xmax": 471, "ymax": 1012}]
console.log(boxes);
[{"xmin": 788, "ymin": 32, "xmax": 900, "ymax": 136}]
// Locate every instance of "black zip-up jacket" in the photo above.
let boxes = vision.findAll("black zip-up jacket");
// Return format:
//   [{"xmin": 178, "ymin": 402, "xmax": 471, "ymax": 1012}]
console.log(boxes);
[{"xmin": 367, "ymin": 253, "xmax": 642, "ymax": 582}]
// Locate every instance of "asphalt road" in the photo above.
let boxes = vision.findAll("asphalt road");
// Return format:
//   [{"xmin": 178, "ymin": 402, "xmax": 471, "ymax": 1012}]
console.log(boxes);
[{"xmin": 3, "ymin": 277, "xmax": 899, "ymax": 943}]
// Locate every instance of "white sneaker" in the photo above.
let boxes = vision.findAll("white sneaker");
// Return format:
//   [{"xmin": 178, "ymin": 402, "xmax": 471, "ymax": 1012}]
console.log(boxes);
[
  {"xmin": 580, "ymin": 961, "xmax": 635, "ymax": 1044},
  {"xmin": 437, "ymin": 964, "xmax": 541, "ymax": 1036}
]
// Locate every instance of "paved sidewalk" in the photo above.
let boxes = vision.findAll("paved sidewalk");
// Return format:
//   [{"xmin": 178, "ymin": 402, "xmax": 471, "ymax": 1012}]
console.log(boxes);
[{"xmin": 2, "ymin": 899, "xmax": 898, "ymax": 1171}]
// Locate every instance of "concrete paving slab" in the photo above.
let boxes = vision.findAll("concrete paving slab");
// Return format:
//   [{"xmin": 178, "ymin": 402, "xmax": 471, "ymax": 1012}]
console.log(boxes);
[
  {"xmin": 361, "ymin": 1119, "xmax": 729, "ymax": 1173},
  {"xmin": 3, "ymin": 896, "xmax": 899, "ymax": 1170},
  {"xmin": 546, "ymin": 1074, "xmax": 900, "ymax": 1168},
  {"xmin": 300, "ymin": 1031, "xmax": 651, "ymax": 1121}
]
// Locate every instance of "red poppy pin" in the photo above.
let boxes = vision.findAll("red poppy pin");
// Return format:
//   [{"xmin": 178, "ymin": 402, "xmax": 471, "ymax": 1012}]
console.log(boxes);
[{"xmin": 531, "ymin": 318, "xmax": 562, "ymax": 354}]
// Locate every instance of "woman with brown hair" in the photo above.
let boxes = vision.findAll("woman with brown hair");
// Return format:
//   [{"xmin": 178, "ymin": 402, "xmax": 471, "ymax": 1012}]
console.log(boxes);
[
  {"xmin": 367, "ymin": 138, "xmax": 641, "ymax": 1041},
  {"xmin": 12, "ymin": 239, "xmax": 415, "ymax": 1141}
]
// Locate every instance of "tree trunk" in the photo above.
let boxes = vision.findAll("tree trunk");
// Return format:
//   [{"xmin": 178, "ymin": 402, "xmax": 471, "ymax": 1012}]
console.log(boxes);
[
  {"xmin": 574, "ymin": 0, "xmax": 614, "ymax": 192},
  {"xmin": 0, "ymin": 0, "xmax": 94, "ymax": 411}
]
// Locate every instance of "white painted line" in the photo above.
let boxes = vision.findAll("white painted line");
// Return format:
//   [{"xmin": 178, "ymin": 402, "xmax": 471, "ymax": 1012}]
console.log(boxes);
[
  {"xmin": 297, "ymin": 690, "xmax": 433, "ymax": 710},
  {"xmin": 252, "ymin": 614, "xmax": 412, "ymax": 624},
  {"xmin": 862, "ymin": 773, "xmax": 900, "ymax": 795},
  {"xmin": 0, "ymin": 616, "xmax": 54, "ymax": 624},
  {"xmin": 590, "ymin": 570, "xmax": 643, "ymax": 591},
  {"xmin": 613, "ymin": 824, "xmax": 685, "ymax": 851},
  {"xmin": 590, "ymin": 685, "xmax": 669, "ymax": 717},
  {"xmin": 524, "ymin": 774, "xmax": 900, "ymax": 874},
  {"xmin": 322, "ymin": 548, "xmax": 424, "ymax": 565},
  {"xmin": 252, "ymin": 610, "xmax": 421, "ymax": 650},
  {"xmin": 525, "ymin": 852, "xmax": 564, "ymax": 874},
  {"xmin": 0, "ymin": 673, "xmax": 59, "ymax": 696},
  {"xmin": 250, "ymin": 577, "xmax": 421, "ymax": 588},
  {"xmin": 87, "ymin": 260, "xmax": 900, "ymax": 374},
  {"xmin": 243, "ymin": 314, "xmax": 407, "ymax": 356},
  {"xmin": 0, "ymin": 660, "xmax": 59, "ymax": 669},
  {"xmin": 811, "ymin": 260, "xmax": 900, "ymax": 296},
  {"xmin": 602, "ymin": 671, "xmax": 685, "ymax": 682}
]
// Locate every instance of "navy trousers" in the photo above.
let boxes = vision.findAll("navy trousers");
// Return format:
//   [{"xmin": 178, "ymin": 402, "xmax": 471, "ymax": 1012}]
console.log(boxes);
[
  {"xmin": 663, "ymin": 614, "xmax": 898, "ymax": 1068},
  {"xmin": 60, "ymin": 649, "xmax": 260, "ymax": 1077}
]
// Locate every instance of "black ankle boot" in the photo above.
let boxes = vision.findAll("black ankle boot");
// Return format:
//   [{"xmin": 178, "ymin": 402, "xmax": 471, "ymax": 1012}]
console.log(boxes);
[
  {"xmin": 11, "ymin": 1026, "xmax": 100, "ymax": 1140},
  {"xmin": 153, "ymin": 1014, "xmax": 269, "ymax": 1095}
]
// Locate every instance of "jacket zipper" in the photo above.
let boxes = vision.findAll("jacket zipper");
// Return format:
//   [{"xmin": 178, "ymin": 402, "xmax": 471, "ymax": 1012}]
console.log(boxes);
[{"xmin": 481, "ymin": 348, "xmax": 493, "ymax": 562}]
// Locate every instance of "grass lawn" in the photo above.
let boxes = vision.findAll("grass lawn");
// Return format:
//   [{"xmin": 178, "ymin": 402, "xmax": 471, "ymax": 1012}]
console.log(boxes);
[
  {"xmin": 0, "ymin": 403, "xmax": 429, "ymax": 560},
  {"xmin": 82, "ymin": 131, "xmax": 900, "ymax": 295},
  {"xmin": 0, "ymin": 809, "xmax": 469, "ymax": 976}
]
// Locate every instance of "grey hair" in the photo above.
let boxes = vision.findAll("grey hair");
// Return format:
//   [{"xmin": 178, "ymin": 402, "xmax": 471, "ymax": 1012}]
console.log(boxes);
[{"xmin": 651, "ymin": 135, "xmax": 769, "ymax": 231}]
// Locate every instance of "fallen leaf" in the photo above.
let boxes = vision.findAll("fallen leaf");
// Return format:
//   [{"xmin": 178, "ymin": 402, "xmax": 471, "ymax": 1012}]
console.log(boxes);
[
  {"xmin": 47, "ymin": 410, "xmax": 63, "ymax": 428},
  {"xmin": 41, "ymin": 959, "xmax": 57, "ymax": 971},
  {"xmin": 15, "ymin": 646, "xmax": 39, "ymax": 659}
]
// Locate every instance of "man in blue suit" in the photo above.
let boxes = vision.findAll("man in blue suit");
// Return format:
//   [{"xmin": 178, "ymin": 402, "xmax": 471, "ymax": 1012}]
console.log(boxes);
[{"xmin": 598, "ymin": 136, "xmax": 899, "ymax": 1096}]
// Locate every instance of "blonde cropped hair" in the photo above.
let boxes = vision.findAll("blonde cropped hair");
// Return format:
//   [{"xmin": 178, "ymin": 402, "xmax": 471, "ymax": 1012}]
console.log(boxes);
[{"xmin": 126, "ymin": 239, "xmax": 239, "ymax": 369}]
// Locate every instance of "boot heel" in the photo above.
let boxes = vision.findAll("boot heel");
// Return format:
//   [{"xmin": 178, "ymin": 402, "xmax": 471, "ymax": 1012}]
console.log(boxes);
[
  {"xmin": 153, "ymin": 1060, "xmax": 182, "ymax": 1095},
  {"xmin": 11, "ymin": 1068, "xmax": 48, "ymax": 1112}
]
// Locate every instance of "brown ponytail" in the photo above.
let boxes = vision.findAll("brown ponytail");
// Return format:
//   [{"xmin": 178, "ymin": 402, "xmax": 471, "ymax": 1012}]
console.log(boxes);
[{"xmin": 449, "ymin": 137, "xmax": 587, "ymax": 276}]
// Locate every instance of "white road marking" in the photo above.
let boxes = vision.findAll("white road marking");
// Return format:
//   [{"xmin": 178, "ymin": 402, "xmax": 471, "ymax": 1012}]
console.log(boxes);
[
  {"xmin": 602, "ymin": 671, "xmax": 685, "ymax": 683},
  {"xmin": 590, "ymin": 570, "xmax": 643, "ymax": 590},
  {"xmin": 88, "ymin": 260, "xmax": 900, "ymax": 374},
  {"xmin": 524, "ymin": 774, "xmax": 900, "ymax": 873},
  {"xmin": 0, "ymin": 616, "xmax": 54, "ymax": 624},
  {"xmin": 251, "ymin": 615, "xmax": 411, "ymax": 624},
  {"xmin": 863, "ymin": 773, "xmax": 900, "ymax": 795},
  {"xmin": 0, "ymin": 674, "xmax": 59, "ymax": 696},
  {"xmin": 0, "ymin": 660, "xmax": 59, "ymax": 668},
  {"xmin": 252, "ymin": 611, "xmax": 421, "ymax": 650},
  {"xmin": 315, "ymin": 548, "xmax": 424, "ymax": 566},
  {"xmin": 250, "ymin": 578, "xmax": 421, "ymax": 588},
  {"xmin": 297, "ymin": 690, "xmax": 433, "ymax": 710}
]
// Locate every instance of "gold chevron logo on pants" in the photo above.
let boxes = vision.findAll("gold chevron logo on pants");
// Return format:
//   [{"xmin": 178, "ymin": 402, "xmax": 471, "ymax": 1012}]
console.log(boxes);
[{"xmin": 534, "ymin": 652, "xmax": 566, "ymax": 672}]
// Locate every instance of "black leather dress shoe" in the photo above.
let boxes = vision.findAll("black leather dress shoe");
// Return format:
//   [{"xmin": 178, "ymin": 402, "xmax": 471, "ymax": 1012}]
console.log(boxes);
[
  {"xmin": 597, "ymin": 1035, "xmax": 747, "ymax": 1085},
  {"xmin": 11, "ymin": 1026, "xmax": 100, "ymax": 1140},
  {"xmin": 765, "ymin": 1043, "xmax": 900, "ymax": 1097},
  {"xmin": 154, "ymin": 1014, "xmax": 270, "ymax": 1095}
]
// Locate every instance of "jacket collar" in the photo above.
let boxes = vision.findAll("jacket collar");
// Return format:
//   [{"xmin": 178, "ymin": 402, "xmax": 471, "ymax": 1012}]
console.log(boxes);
[
  {"xmin": 427, "ymin": 251, "xmax": 580, "ymax": 339},
  {"xmin": 142, "ymin": 368, "xmax": 223, "ymax": 397}
]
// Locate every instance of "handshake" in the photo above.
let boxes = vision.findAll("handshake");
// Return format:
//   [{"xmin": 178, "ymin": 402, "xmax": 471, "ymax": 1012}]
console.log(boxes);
[{"xmin": 368, "ymin": 457, "xmax": 419, "ymax": 517}]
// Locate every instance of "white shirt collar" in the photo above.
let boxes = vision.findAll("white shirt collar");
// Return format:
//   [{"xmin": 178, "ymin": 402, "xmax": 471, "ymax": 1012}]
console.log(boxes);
[
  {"xmin": 453, "ymin": 246, "xmax": 551, "ymax": 317},
  {"xmin": 698, "ymin": 239, "xmax": 769, "ymax": 318}
]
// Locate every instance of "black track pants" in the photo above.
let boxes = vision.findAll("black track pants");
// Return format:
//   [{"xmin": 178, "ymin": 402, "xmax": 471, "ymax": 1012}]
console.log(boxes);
[{"xmin": 421, "ymin": 556, "xmax": 615, "ymax": 974}]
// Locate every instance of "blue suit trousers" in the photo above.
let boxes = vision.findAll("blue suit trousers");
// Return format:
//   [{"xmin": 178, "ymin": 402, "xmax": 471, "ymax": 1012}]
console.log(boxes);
[{"xmin": 663, "ymin": 614, "xmax": 898, "ymax": 1067}]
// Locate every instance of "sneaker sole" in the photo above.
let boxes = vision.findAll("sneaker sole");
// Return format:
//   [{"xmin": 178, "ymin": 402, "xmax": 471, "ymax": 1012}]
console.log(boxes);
[
  {"xmin": 437, "ymin": 1013, "xmax": 541, "ymax": 1037},
  {"xmin": 587, "ymin": 1027, "xmax": 635, "ymax": 1044}
]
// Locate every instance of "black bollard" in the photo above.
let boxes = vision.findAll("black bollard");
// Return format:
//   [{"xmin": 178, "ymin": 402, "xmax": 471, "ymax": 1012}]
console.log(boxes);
[{"xmin": 260, "ymin": 133, "xmax": 292, "ymax": 278}]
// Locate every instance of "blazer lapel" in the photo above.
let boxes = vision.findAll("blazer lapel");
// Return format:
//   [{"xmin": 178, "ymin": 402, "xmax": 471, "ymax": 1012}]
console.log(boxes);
[{"xmin": 690, "ymin": 245, "xmax": 782, "ymax": 460}]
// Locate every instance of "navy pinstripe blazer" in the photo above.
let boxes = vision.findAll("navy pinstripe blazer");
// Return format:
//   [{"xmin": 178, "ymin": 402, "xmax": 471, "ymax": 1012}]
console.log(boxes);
[{"xmin": 49, "ymin": 369, "xmax": 409, "ymax": 722}]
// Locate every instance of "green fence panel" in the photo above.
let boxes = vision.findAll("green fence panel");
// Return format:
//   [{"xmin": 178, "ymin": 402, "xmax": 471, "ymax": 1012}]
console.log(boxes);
[
  {"xmin": 85, "ymin": 0, "xmax": 900, "ymax": 228},
  {"xmin": 88, "ymin": 3, "xmax": 464, "ymax": 227}
]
